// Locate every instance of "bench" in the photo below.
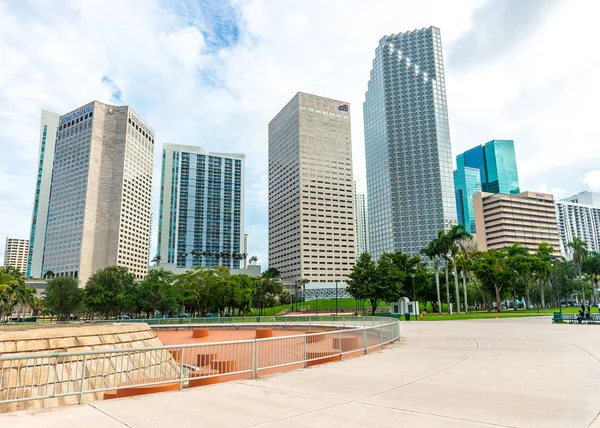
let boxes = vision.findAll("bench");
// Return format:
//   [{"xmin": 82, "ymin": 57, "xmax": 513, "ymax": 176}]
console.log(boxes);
[
  {"xmin": 552, "ymin": 312, "xmax": 576, "ymax": 324},
  {"xmin": 586, "ymin": 314, "xmax": 600, "ymax": 324}
]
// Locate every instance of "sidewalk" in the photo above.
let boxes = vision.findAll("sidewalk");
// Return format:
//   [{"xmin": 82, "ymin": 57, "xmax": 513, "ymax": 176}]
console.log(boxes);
[{"xmin": 3, "ymin": 317, "xmax": 600, "ymax": 427}]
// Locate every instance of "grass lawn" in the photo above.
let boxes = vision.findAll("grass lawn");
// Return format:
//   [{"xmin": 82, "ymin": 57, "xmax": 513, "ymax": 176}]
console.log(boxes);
[
  {"xmin": 248, "ymin": 298, "xmax": 369, "ymax": 316},
  {"xmin": 417, "ymin": 306, "xmax": 584, "ymax": 321}
]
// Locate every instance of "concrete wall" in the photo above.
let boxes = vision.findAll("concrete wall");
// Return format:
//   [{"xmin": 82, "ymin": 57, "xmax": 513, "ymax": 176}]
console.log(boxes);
[{"xmin": 0, "ymin": 323, "xmax": 176, "ymax": 412}]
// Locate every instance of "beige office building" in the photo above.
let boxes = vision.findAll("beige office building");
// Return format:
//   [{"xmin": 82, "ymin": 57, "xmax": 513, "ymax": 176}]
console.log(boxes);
[
  {"xmin": 268, "ymin": 92, "xmax": 356, "ymax": 288},
  {"xmin": 4, "ymin": 237, "xmax": 29, "ymax": 274},
  {"xmin": 37, "ymin": 101, "xmax": 154, "ymax": 285},
  {"xmin": 473, "ymin": 191, "xmax": 561, "ymax": 255}
]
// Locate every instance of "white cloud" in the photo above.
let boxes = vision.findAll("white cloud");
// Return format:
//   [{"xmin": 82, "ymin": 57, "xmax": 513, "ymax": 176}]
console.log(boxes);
[
  {"xmin": 0, "ymin": 0, "xmax": 597, "ymax": 267},
  {"xmin": 583, "ymin": 170, "xmax": 600, "ymax": 191}
]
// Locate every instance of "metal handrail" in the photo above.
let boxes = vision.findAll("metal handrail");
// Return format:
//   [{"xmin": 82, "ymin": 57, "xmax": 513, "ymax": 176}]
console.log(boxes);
[{"xmin": 0, "ymin": 318, "xmax": 400, "ymax": 408}]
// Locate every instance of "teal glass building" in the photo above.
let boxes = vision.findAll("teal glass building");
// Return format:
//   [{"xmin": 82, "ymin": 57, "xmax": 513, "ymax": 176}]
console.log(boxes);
[
  {"xmin": 453, "ymin": 166, "xmax": 481, "ymax": 233},
  {"xmin": 364, "ymin": 27, "xmax": 457, "ymax": 258},
  {"xmin": 454, "ymin": 139, "xmax": 520, "ymax": 231}
]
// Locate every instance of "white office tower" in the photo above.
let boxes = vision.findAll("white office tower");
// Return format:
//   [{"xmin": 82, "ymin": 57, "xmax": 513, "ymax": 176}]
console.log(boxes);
[
  {"xmin": 27, "ymin": 101, "xmax": 154, "ymax": 284},
  {"xmin": 268, "ymin": 92, "xmax": 356, "ymax": 289}
]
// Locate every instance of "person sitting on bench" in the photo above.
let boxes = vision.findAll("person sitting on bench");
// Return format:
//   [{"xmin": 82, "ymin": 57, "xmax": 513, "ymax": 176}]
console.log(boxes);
[{"xmin": 577, "ymin": 309, "xmax": 585, "ymax": 324}]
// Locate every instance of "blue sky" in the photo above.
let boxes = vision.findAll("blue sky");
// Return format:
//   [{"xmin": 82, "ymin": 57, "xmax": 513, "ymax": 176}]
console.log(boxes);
[{"xmin": 1, "ymin": 0, "xmax": 599, "ymax": 266}]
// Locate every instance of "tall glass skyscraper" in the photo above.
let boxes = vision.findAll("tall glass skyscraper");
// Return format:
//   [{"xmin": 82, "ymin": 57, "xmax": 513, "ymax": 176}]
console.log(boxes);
[
  {"xmin": 364, "ymin": 27, "xmax": 456, "ymax": 258},
  {"xmin": 27, "ymin": 101, "xmax": 154, "ymax": 284},
  {"xmin": 453, "ymin": 166, "xmax": 481, "ymax": 233},
  {"xmin": 27, "ymin": 110, "xmax": 59, "ymax": 278},
  {"xmin": 454, "ymin": 139, "xmax": 519, "ymax": 231},
  {"xmin": 157, "ymin": 144, "xmax": 245, "ymax": 270}
]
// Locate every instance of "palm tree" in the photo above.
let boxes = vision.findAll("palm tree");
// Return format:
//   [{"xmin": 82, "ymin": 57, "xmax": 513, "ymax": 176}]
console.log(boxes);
[
  {"xmin": 457, "ymin": 238, "xmax": 476, "ymax": 313},
  {"xmin": 30, "ymin": 296, "xmax": 43, "ymax": 317},
  {"xmin": 446, "ymin": 225, "xmax": 473, "ymax": 313},
  {"xmin": 436, "ymin": 230, "xmax": 452, "ymax": 313},
  {"xmin": 421, "ymin": 239, "xmax": 443, "ymax": 314},
  {"xmin": 151, "ymin": 255, "xmax": 162, "ymax": 266},
  {"xmin": 568, "ymin": 237, "xmax": 588, "ymax": 302},
  {"xmin": 298, "ymin": 278, "xmax": 310, "ymax": 307},
  {"xmin": 536, "ymin": 242, "xmax": 554, "ymax": 308}
]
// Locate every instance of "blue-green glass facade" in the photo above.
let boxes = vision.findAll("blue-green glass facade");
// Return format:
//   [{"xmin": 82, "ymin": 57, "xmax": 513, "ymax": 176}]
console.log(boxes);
[
  {"xmin": 454, "ymin": 139, "xmax": 520, "ymax": 231},
  {"xmin": 484, "ymin": 140, "xmax": 519, "ymax": 194},
  {"xmin": 364, "ymin": 26, "xmax": 457, "ymax": 258},
  {"xmin": 26, "ymin": 124, "xmax": 49, "ymax": 277},
  {"xmin": 158, "ymin": 145, "xmax": 244, "ymax": 270},
  {"xmin": 453, "ymin": 166, "xmax": 481, "ymax": 233}
]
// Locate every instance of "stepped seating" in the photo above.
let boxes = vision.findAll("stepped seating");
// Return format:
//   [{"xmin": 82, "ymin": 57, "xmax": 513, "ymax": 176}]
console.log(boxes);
[
  {"xmin": 197, "ymin": 352, "xmax": 218, "ymax": 367},
  {"xmin": 188, "ymin": 368, "xmax": 221, "ymax": 387},
  {"xmin": 332, "ymin": 336, "xmax": 360, "ymax": 352},
  {"xmin": 103, "ymin": 378, "xmax": 179, "ymax": 400},
  {"xmin": 211, "ymin": 359, "xmax": 236, "ymax": 373},
  {"xmin": 305, "ymin": 331, "xmax": 327, "ymax": 343}
]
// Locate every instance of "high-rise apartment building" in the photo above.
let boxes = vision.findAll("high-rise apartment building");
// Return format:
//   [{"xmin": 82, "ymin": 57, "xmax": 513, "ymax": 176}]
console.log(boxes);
[
  {"xmin": 243, "ymin": 234, "xmax": 248, "ymax": 269},
  {"xmin": 473, "ymin": 191, "xmax": 560, "ymax": 255},
  {"xmin": 269, "ymin": 92, "xmax": 356, "ymax": 287},
  {"xmin": 563, "ymin": 190, "xmax": 600, "ymax": 206},
  {"xmin": 454, "ymin": 139, "xmax": 519, "ymax": 233},
  {"xmin": 556, "ymin": 191, "xmax": 600, "ymax": 257},
  {"xmin": 27, "ymin": 110, "xmax": 60, "ymax": 278},
  {"xmin": 354, "ymin": 182, "xmax": 369, "ymax": 258},
  {"xmin": 157, "ymin": 144, "xmax": 244, "ymax": 270},
  {"xmin": 27, "ymin": 101, "xmax": 154, "ymax": 285},
  {"xmin": 4, "ymin": 237, "xmax": 29, "ymax": 274},
  {"xmin": 453, "ymin": 166, "xmax": 481, "ymax": 233},
  {"xmin": 364, "ymin": 27, "xmax": 456, "ymax": 258}
]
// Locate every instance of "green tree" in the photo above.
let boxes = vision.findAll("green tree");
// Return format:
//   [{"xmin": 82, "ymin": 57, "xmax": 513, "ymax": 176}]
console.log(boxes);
[
  {"xmin": 262, "ymin": 267, "xmax": 281, "ymax": 279},
  {"xmin": 84, "ymin": 266, "xmax": 136, "ymax": 319},
  {"xmin": 138, "ymin": 269, "xmax": 180, "ymax": 318},
  {"xmin": 471, "ymin": 249, "xmax": 514, "ymax": 312},
  {"xmin": 584, "ymin": 252, "xmax": 600, "ymax": 304},
  {"xmin": 14, "ymin": 285, "xmax": 37, "ymax": 321},
  {"xmin": 568, "ymin": 237, "xmax": 588, "ymax": 301},
  {"xmin": 421, "ymin": 238, "xmax": 443, "ymax": 314},
  {"xmin": 43, "ymin": 276, "xmax": 83, "ymax": 321},
  {"xmin": 0, "ymin": 267, "xmax": 27, "ymax": 322},
  {"xmin": 30, "ymin": 296, "xmax": 43, "ymax": 317},
  {"xmin": 445, "ymin": 225, "xmax": 472, "ymax": 313},
  {"xmin": 535, "ymin": 243, "xmax": 554, "ymax": 308},
  {"xmin": 254, "ymin": 270, "xmax": 284, "ymax": 315},
  {"xmin": 175, "ymin": 266, "xmax": 212, "ymax": 316},
  {"xmin": 229, "ymin": 274, "xmax": 257, "ymax": 315},
  {"xmin": 347, "ymin": 252, "xmax": 403, "ymax": 315}
]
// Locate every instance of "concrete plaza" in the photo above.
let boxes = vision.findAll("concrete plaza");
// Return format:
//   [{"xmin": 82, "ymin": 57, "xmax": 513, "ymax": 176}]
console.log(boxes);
[{"xmin": 2, "ymin": 317, "xmax": 600, "ymax": 427}]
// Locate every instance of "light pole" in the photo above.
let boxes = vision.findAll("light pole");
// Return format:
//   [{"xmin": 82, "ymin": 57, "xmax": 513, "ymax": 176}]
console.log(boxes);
[
  {"xmin": 553, "ymin": 257, "xmax": 561, "ymax": 314},
  {"xmin": 411, "ymin": 272, "xmax": 416, "ymax": 321},
  {"xmin": 335, "ymin": 281, "xmax": 338, "ymax": 316}
]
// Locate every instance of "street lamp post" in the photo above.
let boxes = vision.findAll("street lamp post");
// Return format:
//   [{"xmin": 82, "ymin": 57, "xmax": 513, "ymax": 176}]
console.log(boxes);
[
  {"xmin": 411, "ymin": 272, "xmax": 416, "ymax": 321},
  {"xmin": 335, "ymin": 281, "xmax": 338, "ymax": 316},
  {"xmin": 553, "ymin": 257, "xmax": 561, "ymax": 314}
]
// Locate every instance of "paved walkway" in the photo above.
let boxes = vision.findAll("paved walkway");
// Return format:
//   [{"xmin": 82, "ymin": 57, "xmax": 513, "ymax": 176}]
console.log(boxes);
[{"xmin": 3, "ymin": 317, "xmax": 600, "ymax": 427}]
